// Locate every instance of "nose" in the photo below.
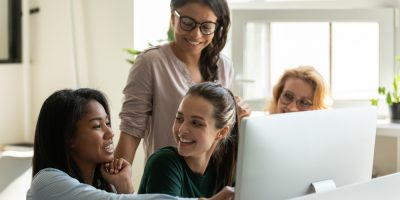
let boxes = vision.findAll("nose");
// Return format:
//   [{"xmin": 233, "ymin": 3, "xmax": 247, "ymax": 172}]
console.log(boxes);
[
  {"xmin": 178, "ymin": 122, "xmax": 190, "ymax": 137},
  {"xmin": 189, "ymin": 25, "xmax": 202, "ymax": 37},
  {"xmin": 286, "ymin": 101, "xmax": 299, "ymax": 112},
  {"xmin": 104, "ymin": 125, "xmax": 114, "ymax": 139}
]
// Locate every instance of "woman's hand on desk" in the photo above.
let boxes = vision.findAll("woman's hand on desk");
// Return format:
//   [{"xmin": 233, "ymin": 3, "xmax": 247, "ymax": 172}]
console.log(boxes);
[{"xmin": 199, "ymin": 186, "xmax": 235, "ymax": 200}]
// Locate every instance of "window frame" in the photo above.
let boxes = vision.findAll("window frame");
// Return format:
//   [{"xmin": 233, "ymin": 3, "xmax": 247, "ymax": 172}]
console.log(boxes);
[{"xmin": 230, "ymin": 8, "xmax": 395, "ymax": 110}]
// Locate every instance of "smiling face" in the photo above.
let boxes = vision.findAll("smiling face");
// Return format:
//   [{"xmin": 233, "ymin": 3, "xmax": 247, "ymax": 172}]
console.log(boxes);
[
  {"xmin": 171, "ymin": 2, "xmax": 217, "ymax": 56},
  {"xmin": 70, "ymin": 100, "xmax": 114, "ymax": 169},
  {"xmin": 173, "ymin": 95, "xmax": 224, "ymax": 162},
  {"xmin": 277, "ymin": 77, "xmax": 315, "ymax": 113}
]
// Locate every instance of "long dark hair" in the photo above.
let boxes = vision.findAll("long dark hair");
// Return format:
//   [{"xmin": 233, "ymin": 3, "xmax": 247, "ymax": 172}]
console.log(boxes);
[
  {"xmin": 170, "ymin": 0, "xmax": 231, "ymax": 82},
  {"xmin": 32, "ymin": 88, "xmax": 113, "ymax": 191},
  {"xmin": 186, "ymin": 82, "xmax": 239, "ymax": 194}
]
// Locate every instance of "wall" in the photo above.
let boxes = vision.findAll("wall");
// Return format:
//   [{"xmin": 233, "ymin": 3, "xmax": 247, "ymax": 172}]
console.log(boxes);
[
  {"xmin": 0, "ymin": 0, "xmax": 8, "ymax": 59},
  {"xmin": 0, "ymin": 64, "xmax": 24, "ymax": 144},
  {"xmin": 28, "ymin": 0, "xmax": 78, "ymax": 141},
  {"xmin": 0, "ymin": 0, "xmax": 137, "ymax": 194}
]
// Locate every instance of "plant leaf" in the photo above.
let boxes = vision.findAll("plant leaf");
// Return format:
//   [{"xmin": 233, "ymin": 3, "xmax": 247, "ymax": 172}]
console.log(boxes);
[
  {"xmin": 370, "ymin": 98, "xmax": 378, "ymax": 106},
  {"xmin": 387, "ymin": 91, "xmax": 393, "ymax": 105},
  {"xmin": 124, "ymin": 48, "xmax": 141, "ymax": 55},
  {"xmin": 378, "ymin": 86, "xmax": 386, "ymax": 95},
  {"xmin": 167, "ymin": 24, "xmax": 174, "ymax": 42},
  {"xmin": 126, "ymin": 59, "xmax": 134, "ymax": 65},
  {"xmin": 396, "ymin": 55, "xmax": 400, "ymax": 62}
]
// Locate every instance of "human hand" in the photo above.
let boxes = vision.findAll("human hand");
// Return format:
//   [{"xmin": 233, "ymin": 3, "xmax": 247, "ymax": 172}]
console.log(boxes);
[
  {"xmin": 199, "ymin": 186, "xmax": 234, "ymax": 200},
  {"xmin": 235, "ymin": 96, "xmax": 251, "ymax": 119},
  {"xmin": 101, "ymin": 158, "xmax": 134, "ymax": 194}
]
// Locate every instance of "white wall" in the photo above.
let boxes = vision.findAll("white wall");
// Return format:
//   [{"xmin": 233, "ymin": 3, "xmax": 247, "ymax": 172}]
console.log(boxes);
[
  {"xmin": 0, "ymin": 64, "xmax": 24, "ymax": 144},
  {"xmin": 0, "ymin": 0, "xmax": 8, "ymax": 59},
  {"xmin": 28, "ymin": 0, "xmax": 79, "ymax": 140},
  {"xmin": 0, "ymin": 0, "xmax": 138, "ymax": 190}
]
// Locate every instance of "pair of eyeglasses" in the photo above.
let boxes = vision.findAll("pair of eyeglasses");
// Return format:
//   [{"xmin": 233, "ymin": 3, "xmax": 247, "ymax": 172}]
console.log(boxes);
[
  {"xmin": 174, "ymin": 10, "xmax": 218, "ymax": 35},
  {"xmin": 279, "ymin": 91, "xmax": 313, "ymax": 111}
]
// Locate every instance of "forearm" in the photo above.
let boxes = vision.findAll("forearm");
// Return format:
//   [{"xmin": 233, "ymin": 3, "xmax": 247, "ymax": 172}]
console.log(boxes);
[
  {"xmin": 114, "ymin": 132, "xmax": 141, "ymax": 164},
  {"xmin": 113, "ymin": 176, "xmax": 135, "ymax": 194}
]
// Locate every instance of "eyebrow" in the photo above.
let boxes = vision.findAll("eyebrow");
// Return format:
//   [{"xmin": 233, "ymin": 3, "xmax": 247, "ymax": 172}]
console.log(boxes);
[
  {"xmin": 283, "ymin": 90, "xmax": 312, "ymax": 100},
  {"xmin": 177, "ymin": 112, "xmax": 205, "ymax": 121},
  {"xmin": 88, "ymin": 116, "xmax": 109, "ymax": 122},
  {"xmin": 175, "ymin": 10, "xmax": 217, "ymax": 23}
]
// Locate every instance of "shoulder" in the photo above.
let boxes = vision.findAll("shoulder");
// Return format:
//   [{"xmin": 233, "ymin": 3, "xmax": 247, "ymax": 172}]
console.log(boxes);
[
  {"xmin": 215, "ymin": 53, "xmax": 234, "ymax": 88},
  {"xmin": 147, "ymin": 147, "xmax": 182, "ymax": 166},
  {"xmin": 143, "ymin": 147, "xmax": 185, "ymax": 176},
  {"xmin": 217, "ymin": 53, "xmax": 234, "ymax": 76},
  {"xmin": 217, "ymin": 53, "xmax": 233, "ymax": 67},
  {"xmin": 28, "ymin": 168, "xmax": 83, "ymax": 200},
  {"xmin": 31, "ymin": 168, "xmax": 72, "ymax": 184},
  {"xmin": 130, "ymin": 43, "xmax": 175, "ymax": 74},
  {"xmin": 136, "ymin": 43, "xmax": 172, "ymax": 62}
]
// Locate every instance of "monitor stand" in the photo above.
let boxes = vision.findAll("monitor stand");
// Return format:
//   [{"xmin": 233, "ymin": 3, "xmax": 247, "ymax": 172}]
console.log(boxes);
[{"xmin": 311, "ymin": 179, "xmax": 337, "ymax": 193}]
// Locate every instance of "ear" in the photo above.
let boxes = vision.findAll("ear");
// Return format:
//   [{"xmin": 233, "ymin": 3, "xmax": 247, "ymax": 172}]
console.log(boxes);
[{"xmin": 216, "ymin": 126, "xmax": 230, "ymax": 140}]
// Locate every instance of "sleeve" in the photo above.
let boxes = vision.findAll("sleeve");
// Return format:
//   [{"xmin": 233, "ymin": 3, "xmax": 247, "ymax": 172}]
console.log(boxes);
[
  {"xmin": 119, "ymin": 53, "xmax": 154, "ymax": 138},
  {"xmin": 138, "ymin": 149, "xmax": 184, "ymax": 196},
  {"xmin": 226, "ymin": 57, "xmax": 234, "ymax": 89},
  {"xmin": 27, "ymin": 168, "xmax": 195, "ymax": 200},
  {"xmin": 218, "ymin": 54, "xmax": 235, "ymax": 90}
]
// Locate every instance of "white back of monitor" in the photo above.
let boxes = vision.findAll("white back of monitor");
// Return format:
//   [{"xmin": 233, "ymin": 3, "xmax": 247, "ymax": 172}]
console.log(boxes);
[{"xmin": 235, "ymin": 106, "xmax": 377, "ymax": 200}]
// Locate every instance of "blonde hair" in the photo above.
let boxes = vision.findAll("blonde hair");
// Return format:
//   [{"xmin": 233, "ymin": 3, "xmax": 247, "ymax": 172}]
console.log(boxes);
[{"xmin": 267, "ymin": 66, "xmax": 329, "ymax": 114}]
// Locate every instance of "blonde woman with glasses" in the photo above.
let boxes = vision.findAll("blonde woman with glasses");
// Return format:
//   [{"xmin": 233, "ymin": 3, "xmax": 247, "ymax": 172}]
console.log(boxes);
[{"xmin": 267, "ymin": 66, "xmax": 330, "ymax": 114}]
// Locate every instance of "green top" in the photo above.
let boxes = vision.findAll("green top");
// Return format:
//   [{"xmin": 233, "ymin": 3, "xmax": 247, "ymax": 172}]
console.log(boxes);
[{"xmin": 138, "ymin": 147, "xmax": 217, "ymax": 198}]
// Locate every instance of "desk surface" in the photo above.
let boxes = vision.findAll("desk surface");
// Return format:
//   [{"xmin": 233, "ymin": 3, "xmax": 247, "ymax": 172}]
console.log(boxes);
[
  {"xmin": 292, "ymin": 172, "xmax": 400, "ymax": 200},
  {"xmin": 0, "ymin": 143, "xmax": 33, "ymax": 158},
  {"xmin": 376, "ymin": 120, "xmax": 400, "ymax": 137}
]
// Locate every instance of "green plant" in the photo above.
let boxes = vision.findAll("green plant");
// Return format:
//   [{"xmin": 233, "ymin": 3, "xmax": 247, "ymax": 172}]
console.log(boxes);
[
  {"xmin": 124, "ymin": 26, "xmax": 174, "ymax": 65},
  {"xmin": 371, "ymin": 55, "xmax": 400, "ymax": 106}
]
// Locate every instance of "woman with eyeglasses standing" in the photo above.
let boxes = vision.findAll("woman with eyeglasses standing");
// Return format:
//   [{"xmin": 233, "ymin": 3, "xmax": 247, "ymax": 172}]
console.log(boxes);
[
  {"xmin": 115, "ymin": 0, "xmax": 250, "ymax": 168},
  {"xmin": 267, "ymin": 66, "xmax": 330, "ymax": 114}
]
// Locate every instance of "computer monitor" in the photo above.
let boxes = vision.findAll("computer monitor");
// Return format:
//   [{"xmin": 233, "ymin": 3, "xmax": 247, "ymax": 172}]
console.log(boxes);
[{"xmin": 235, "ymin": 106, "xmax": 377, "ymax": 200}]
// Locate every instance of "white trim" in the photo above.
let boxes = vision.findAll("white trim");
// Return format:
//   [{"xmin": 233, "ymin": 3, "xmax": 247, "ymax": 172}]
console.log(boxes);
[{"xmin": 231, "ymin": 8, "xmax": 395, "ymax": 110}]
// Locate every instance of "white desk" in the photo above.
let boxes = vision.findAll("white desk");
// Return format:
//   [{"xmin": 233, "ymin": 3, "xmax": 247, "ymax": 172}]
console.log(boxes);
[
  {"xmin": 376, "ymin": 120, "xmax": 400, "ymax": 137},
  {"xmin": 375, "ymin": 121, "xmax": 400, "ymax": 176},
  {"xmin": 292, "ymin": 172, "xmax": 400, "ymax": 200},
  {"xmin": 0, "ymin": 144, "xmax": 33, "ymax": 200}
]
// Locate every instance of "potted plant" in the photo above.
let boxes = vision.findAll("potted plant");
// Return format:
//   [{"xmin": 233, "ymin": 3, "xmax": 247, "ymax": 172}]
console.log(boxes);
[{"xmin": 371, "ymin": 56, "xmax": 400, "ymax": 123}]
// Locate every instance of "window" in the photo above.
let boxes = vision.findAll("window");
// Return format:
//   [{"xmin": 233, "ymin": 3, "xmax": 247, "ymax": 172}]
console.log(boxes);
[
  {"xmin": 230, "ymin": 8, "xmax": 394, "ymax": 110},
  {"xmin": 133, "ymin": 0, "xmax": 170, "ymax": 51}
]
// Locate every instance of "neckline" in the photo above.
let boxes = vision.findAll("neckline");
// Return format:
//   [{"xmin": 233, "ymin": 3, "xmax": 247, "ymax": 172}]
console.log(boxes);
[{"xmin": 165, "ymin": 43, "xmax": 195, "ymax": 86}]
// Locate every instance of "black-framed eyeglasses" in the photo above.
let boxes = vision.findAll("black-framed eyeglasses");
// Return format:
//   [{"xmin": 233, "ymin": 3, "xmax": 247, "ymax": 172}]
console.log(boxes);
[
  {"xmin": 174, "ymin": 10, "xmax": 218, "ymax": 35},
  {"xmin": 279, "ymin": 91, "xmax": 313, "ymax": 111}
]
